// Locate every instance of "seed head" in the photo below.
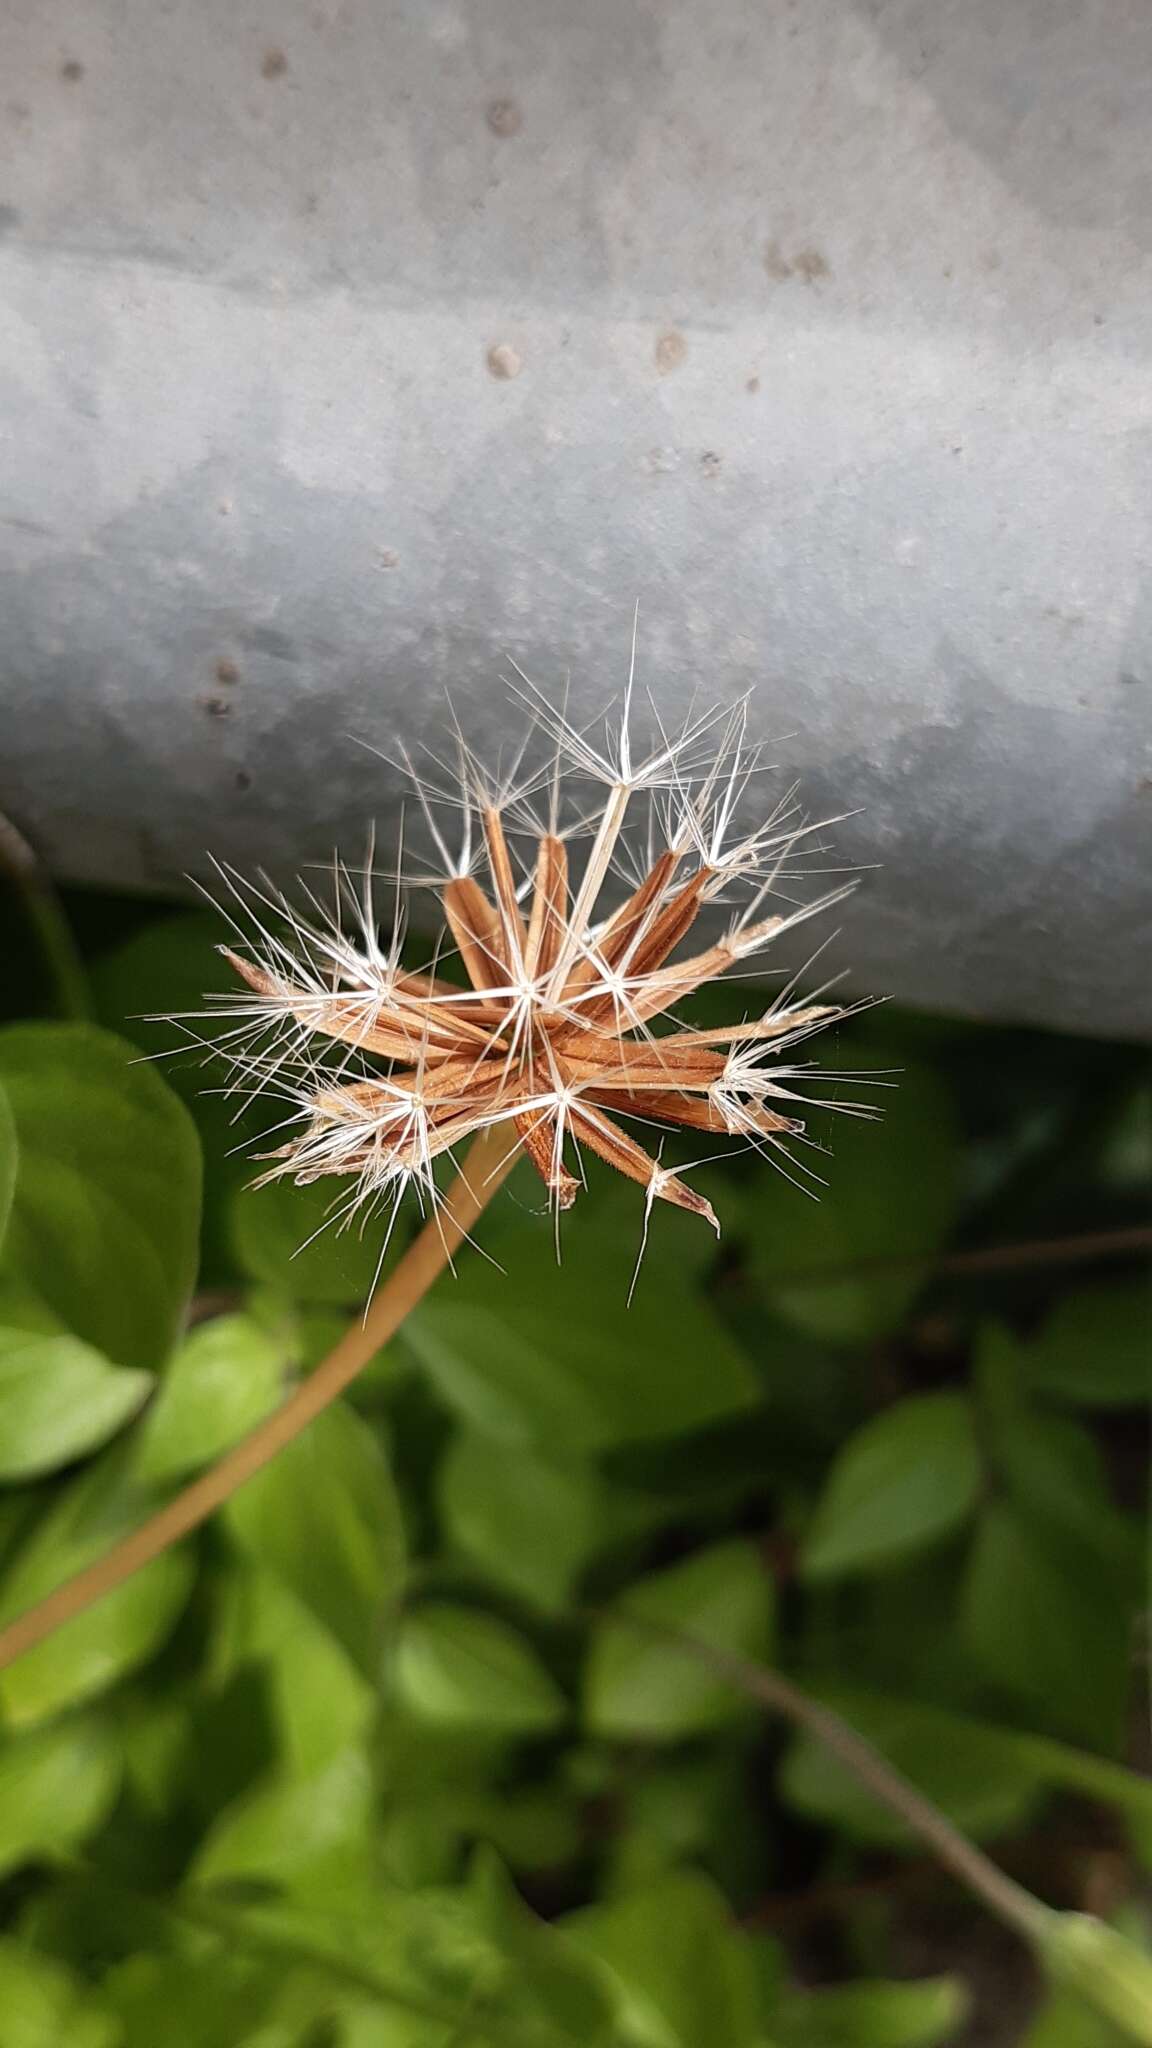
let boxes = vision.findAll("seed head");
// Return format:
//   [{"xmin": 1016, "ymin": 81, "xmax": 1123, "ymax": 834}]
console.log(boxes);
[{"xmin": 183, "ymin": 642, "xmax": 872, "ymax": 1260}]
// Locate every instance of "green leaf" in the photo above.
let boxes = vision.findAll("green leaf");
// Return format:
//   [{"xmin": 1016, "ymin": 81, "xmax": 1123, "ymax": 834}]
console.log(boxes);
[
  {"xmin": 1023, "ymin": 1280, "xmax": 1151, "ymax": 1408},
  {"xmin": 977, "ymin": 1327, "xmax": 1139, "ymax": 1572},
  {"xmin": 394, "ymin": 1603, "xmax": 567, "ymax": 1735},
  {"xmin": 0, "ymin": 1080, "xmax": 16, "ymax": 1255},
  {"xmin": 232, "ymin": 1172, "xmax": 408, "ymax": 1308},
  {"xmin": 1043, "ymin": 1914, "xmax": 1152, "ymax": 2046},
  {"xmin": 102, "ymin": 1948, "xmax": 287, "ymax": 2048},
  {"xmin": 464, "ymin": 1783, "xmax": 584, "ymax": 1875},
  {"xmin": 585, "ymin": 1541, "xmax": 772, "ymax": 1740},
  {"xmin": 1026, "ymin": 1989, "xmax": 1135, "ymax": 2048},
  {"xmin": 439, "ymin": 1431, "xmax": 603, "ymax": 1611},
  {"xmin": 0, "ymin": 1448, "xmax": 195, "ymax": 1726},
  {"xmin": 0, "ymin": 1713, "xmax": 121, "ymax": 1877},
  {"xmin": 0, "ymin": 1024, "xmax": 201, "ymax": 1371},
  {"xmin": 1020, "ymin": 1740, "xmax": 1152, "ymax": 1844},
  {"xmin": 553, "ymin": 1171, "xmax": 731, "ymax": 1286},
  {"xmin": 223, "ymin": 1399, "xmax": 405, "ymax": 1680},
  {"xmin": 784, "ymin": 1684, "xmax": 1152, "ymax": 1857},
  {"xmin": 1096, "ymin": 1085, "xmax": 1152, "ymax": 1194},
  {"xmin": 469, "ymin": 1848, "xmax": 618, "ymax": 2043},
  {"xmin": 134, "ymin": 1312, "xmax": 284, "ymax": 1483},
  {"xmin": 373, "ymin": 1710, "xmax": 522, "ymax": 1887},
  {"xmin": 847, "ymin": 1546, "xmax": 981, "ymax": 1702},
  {"xmin": 781, "ymin": 1691, "xmax": 1045, "ymax": 1847},
  {"xmin": 194, "ymin": 1743, "xmax": 375, "ymax": 1891},
  {"xmin": 996, "ymin": 1408, "xmax": 1121, "ymax": 1555},
  {"xmin": 114, "ymin": 1691, "xmax": 197, "ymax": 1817},
  {"xmin": 209, "ymin": 1562, "xmax": 376, "ymax": 1777},
  {"xmin": 0, "ymin": 1939, "xmax": 116, "ymax": 2048},
  {"xmin": 961, "ymin": 1501, "xmax": 1130, "ymax": 1747},
  {"xmin": 564, "ymin": 1868, "xmax": 762, "ymax": 2048},
  {"xmin": 747, "ymin": 1055, "xmax": 959, "ymax": 1343},
  {"xmin": 773, "ymin": 1976, "xmax": 967, "ymax": 2048},
  {"xmin": 91, "ymin": 909, "xmax": 255, "ymax": 1288},
  {"xmin": 795, "ymin": 1687, "xmax": 1152, "ymax": 1849},
  {"xmin": 245, "ymin": 1288, "xmax": 400, "ymax": 1399},
  {"xmin": 801, "ymin": 1393, "xmax": 980, "ymax": 1580},
  {"xmin": 91, "ymin": 909, "xmax": 224, "ymax": 1056},
  {"xmin": 405, "ymin": 1205, "xmax": 758, "ymax": 1454},
  {"xmin": 609, "ymin": 1753, "xmax": 740, "ymax": 1893},
  {"xmin": 227, "ymin": 1872, "xmax": 612, "ymax": 2048},
  {"xmin": 1027, "ymin": 1907, "xmax": 1152, "ymax": 2046},
  {"xmin": 0, "ymin": 1322, "xmax": 150, "ymax": 1479}
]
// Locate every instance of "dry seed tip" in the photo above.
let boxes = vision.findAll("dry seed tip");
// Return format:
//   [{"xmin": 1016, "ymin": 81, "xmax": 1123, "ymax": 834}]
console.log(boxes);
[{"xmin": 171, "ymin": 645, "xmax": 871, "ymax": 1262}]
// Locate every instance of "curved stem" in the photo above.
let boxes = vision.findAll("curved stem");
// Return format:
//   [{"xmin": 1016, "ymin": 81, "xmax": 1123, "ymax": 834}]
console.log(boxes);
[
  {"xmin": 0, "ymin": 809, "xmax": 91, "ymax": 1022},
  {"xmin": 618, "ymin": 1618, "xmax": 1051, "ymax": 1946},
  {"xmin": 0, "ymin": 1125, "xmax": 516, "ymax": 1675},
  {"xmin": 770, "ymin": 1223, "xmax": 1152, "ymax": 1287}
]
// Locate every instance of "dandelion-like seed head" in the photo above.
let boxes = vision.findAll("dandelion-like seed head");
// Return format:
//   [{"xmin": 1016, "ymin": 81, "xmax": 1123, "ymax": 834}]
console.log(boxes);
[{"xmin": 183, "ymin": 640, "xmax": 872, "ymax": 1265}]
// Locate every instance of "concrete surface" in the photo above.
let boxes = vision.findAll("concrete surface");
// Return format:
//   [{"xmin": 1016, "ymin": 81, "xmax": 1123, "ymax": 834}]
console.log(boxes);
[{"xmin": 0, "ymin": 0, "xmax": 1149, "ymax": 1035}]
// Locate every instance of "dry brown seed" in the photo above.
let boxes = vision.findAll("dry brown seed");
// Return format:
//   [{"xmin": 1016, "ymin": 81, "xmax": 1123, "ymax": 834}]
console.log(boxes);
[{"xmin": 187, "ymin": 660, "xmax": 868, "ymax": 1256}]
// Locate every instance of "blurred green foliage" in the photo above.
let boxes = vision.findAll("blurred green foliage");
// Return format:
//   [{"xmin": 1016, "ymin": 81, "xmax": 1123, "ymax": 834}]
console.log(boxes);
[{"xmin": 0, "ymin": 888, "xmax": 1147, "ymax": 2046}]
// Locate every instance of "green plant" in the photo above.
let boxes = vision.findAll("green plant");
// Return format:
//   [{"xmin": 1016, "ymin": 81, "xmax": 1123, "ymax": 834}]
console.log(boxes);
[{"xmin": 0, "ymin": 764, "xmax": 1148, "ymax": 2042}]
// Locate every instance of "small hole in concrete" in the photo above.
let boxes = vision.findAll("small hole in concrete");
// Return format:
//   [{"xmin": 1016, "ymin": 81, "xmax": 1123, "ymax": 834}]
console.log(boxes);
[
  {"xmin": 486, "ymin": 97, "xmax": 522, "ymax": 137},
  {"xmin": 486, "ymin": 342, "xmax": 522, "ymax": 380}
]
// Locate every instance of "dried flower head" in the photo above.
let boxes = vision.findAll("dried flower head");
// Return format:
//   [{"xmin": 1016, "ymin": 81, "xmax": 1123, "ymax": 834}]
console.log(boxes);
[{"xmin": 186, "ymin": 639, "xmax": 870, "ymax": 1270}]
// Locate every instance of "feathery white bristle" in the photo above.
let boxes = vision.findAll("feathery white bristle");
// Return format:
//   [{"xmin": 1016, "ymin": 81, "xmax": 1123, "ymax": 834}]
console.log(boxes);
[{"xmin": 171, "ymin": 637, "xmax": 871, "ymax": 1280}]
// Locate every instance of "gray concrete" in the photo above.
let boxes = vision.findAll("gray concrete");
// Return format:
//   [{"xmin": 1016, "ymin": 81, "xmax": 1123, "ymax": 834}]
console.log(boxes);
[{"xmin": 1, "ymin": 0, "xmax": 1149, "ymax": 1036}]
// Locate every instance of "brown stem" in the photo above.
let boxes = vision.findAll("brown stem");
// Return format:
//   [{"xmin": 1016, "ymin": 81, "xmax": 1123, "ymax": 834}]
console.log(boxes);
[
  {"xmin": 0, "ymin": 808, "xmax": 92, "ymax": 1022},
  {"xmin": 181, "ymin": 1221, "xmax": 1152, "ymax": 1331},
  {"xmin": 934, "ymin": 1225, "xmax": 1152, "ymax": 1280},
  {"xmin": 618, "ymin": 1618, "xmax": 1051, "ymax": 1946},
  {"xmin": 768, "ymin": 1223, "xmax": 1152, "ymax": 1288},
  {"xmin": 0, "ymin": 1125, "xmax": 516, "ymax": 1676}
]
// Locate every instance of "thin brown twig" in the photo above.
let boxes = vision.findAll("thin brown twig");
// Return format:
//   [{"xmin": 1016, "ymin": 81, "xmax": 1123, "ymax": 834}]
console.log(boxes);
[
  {"xmin": 181, "ymin": 1222, "xmax": 1150, "ymax": 1330},
  {"xmin": 767, "ymin": 1224, "xmax": 1152, "ymax": 1288},
  {"xmin": 614, "ymin": 1615, "xmax": 1051, "ymax": 1947},
  {"xmin": 741, "ymin": 1837, "xmax": 1131, "ymax": 1932},
  {"xmin": 936, "ymin": 1225, "xmax": 1151, "ymax": 1279},
  {"xmin": 0, "ymin": 1124, "xmax": 516, "ymax": 1676},
  {"xmin": 0, "ymin": 808, "xmax": 92, "ymax": 1022}
]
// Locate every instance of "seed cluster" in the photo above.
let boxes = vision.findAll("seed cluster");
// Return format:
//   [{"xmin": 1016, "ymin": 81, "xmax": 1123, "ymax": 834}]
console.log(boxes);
[{"xmin": 193, "ymin": 656, "xmax": 866, "ymax": 1259}]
